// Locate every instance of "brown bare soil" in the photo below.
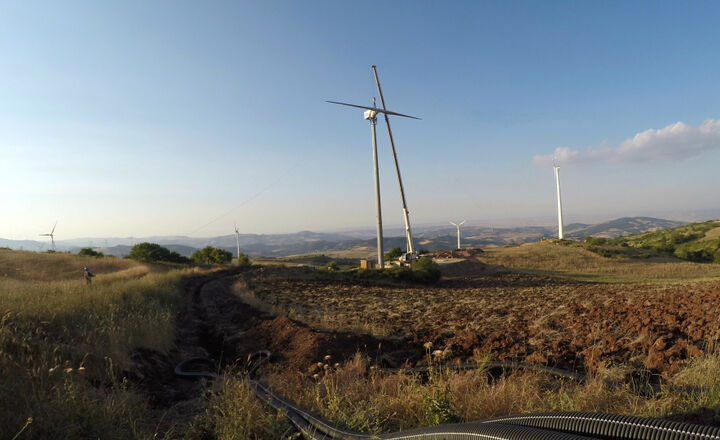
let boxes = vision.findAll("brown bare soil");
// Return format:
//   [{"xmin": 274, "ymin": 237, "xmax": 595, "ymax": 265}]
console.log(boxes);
[{"xmin": 237, "ymin": 262, "xmax": 720, "ymax": 377}]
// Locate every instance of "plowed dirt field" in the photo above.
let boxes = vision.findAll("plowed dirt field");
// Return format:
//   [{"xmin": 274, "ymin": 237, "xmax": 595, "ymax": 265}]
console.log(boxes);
[{"xmin": 236, "ymin": 261, "xmax": 720, "ymax": 376}]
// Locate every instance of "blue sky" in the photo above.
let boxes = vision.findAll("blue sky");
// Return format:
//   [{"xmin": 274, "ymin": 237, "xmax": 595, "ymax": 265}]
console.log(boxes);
[{"xmin": 3, "ymin": 1, "xmax": 720, "ymax": 239}]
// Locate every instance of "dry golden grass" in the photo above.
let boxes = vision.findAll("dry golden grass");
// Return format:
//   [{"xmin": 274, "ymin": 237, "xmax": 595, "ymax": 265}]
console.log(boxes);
[
  {"xmin": 225, "ymin": 349, "xmax": 720, "ymax": 437},
  {"xmin": 699, "ymin": 226, "xmax": 720, "ymax": 241},
  {"xmin": 477, "ymin": 241, "xmax": 720, "ymax": 283},
  {"xmin": 189, "ymin": 375, "xmax": 293, "ymax": 440},
  {"xmin": 0, "ymin": 248, "xmax": 138, "ymax": 281},
  {"xmin": 0, "ymin": 249, "xmax": 191, "ymax": 439}
]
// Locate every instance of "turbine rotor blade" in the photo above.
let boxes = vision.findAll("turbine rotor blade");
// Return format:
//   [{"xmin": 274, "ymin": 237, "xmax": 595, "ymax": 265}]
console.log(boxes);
[
  {"xmin": 51, "ymin": 221, "xmax": 57, "ymax": 234},
  {"xmin": 326, "ymin": 101, "xmax": 421, "ymax": 120}
]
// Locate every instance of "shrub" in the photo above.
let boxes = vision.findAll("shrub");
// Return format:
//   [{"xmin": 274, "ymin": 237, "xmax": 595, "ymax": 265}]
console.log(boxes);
[
  {"xmin": 584, "ymin": 236, "xmax": 607, "ymax": 245},
  {"xmin": 127, "ymin": 243, "xmax": 189, "ymax": 264},
  {"xmin": 323, "ymin": 261, "xmax": 339, "ymax": 271},
  {"xmin": 674, "ymin": 247, "xmax": 714, "ymax": 263},
  {"xmin": 236, "ymin": 252, "xmax": 251, "ymax": 267},
  {"xmin": 607, "ymin": 237, "xmax": 627, "ymax": 246},
  {"xmin": 191, "ymin": 246, "xmax": 233, "ymax": 265},
  {"xmin": 587, "ymin": 246, "xmax": 618, "ymax": 258},
  {"xmin": 384, "ymin": 247, "xmax": 404, "ymax": 261},
  {"xmin": 345, "ymin": 258, "xmax": 441, "ymax": 284},
  {"xmin": 78, "ymin": 248, "xmax": 103, "ymax": 257},
  {"xmin": 411, "ymin": 257, "xmax": 442, "ymax": 284}
]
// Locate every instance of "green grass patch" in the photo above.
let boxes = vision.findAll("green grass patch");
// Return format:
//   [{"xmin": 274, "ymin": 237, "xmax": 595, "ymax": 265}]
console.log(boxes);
[{"xmin": 606, "ymin": 220, "xmax": 720, "ymax": 263}]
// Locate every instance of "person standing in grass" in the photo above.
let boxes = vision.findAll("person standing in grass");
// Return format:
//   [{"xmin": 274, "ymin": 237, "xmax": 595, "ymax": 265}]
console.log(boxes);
[{"xmin": 84, "ymin": 267, "xmax": 95, "ymax": 284}]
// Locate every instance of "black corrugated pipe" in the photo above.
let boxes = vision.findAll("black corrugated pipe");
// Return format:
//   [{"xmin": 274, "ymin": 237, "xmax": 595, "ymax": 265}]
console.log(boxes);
[{"xmin": 485, "ymin": 412, "xmax": 720, "ymax": 440}]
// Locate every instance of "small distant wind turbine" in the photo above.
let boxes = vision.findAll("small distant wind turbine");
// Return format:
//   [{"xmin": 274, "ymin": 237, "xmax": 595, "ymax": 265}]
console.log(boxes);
[
  {"xmin": 327, "ymin": 97, "xmax": 420, "ymax": 268},
  {"xmin": 234, "ymin": 223, "xmax": 241, "ymax": 262},
  {"xmin": 553, "ymin": 163, "xmax": 564, "ymax": 240},
  {"xmin": 39, "ymin": 221, "xmax": 57, "ymax": 251},
  {"xmin": 450, "ymin": 220, "xmax": 466, "ymax": 250}
]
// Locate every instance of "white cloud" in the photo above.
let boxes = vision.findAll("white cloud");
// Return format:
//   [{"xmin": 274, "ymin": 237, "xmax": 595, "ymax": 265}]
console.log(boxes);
[{"xmin": 533, "ymin": 119, "xmax": 720, "ymax": 167}]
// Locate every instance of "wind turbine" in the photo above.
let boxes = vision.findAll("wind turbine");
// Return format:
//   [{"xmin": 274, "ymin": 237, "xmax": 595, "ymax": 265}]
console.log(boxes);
[
  {"xmin": 39, "ymin": 221, "xmax": 57, "ymax": 251},
  {"xmin": 234, "ymin": 223, "xmax": 241, "ymax": 263},
  {"xmin": 371, "ymin": 65, "xmax": 416, "ymax": 257},
  {"xmin": 327, "ymin": 98, "xmax": 420, "ymax": 268},
  {"xmin": 450, "ymin": 220, "xmax": 466, "ymax": 250},
  {"xmin": 553, "ymin": 163, "xmax": 564, "ymax": 240}
]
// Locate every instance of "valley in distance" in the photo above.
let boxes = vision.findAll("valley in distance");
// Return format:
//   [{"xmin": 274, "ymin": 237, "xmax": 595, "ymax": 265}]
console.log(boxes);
[{"xmin": 2, "ymin": 216, "xmax": 687, "ymax": 258}]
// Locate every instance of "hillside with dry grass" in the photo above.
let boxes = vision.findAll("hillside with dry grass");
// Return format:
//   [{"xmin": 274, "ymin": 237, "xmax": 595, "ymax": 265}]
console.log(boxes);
[
  {"xmin": 476, "ymin": 240, "xmax": 720, "ymax": 282},
  {"xmin": 0, "ymin": 248, "xmax": 138, "ymax": 281},
  {"xmin": 0, "ymin": 250, "xmax": 192, "ymax": 439}
]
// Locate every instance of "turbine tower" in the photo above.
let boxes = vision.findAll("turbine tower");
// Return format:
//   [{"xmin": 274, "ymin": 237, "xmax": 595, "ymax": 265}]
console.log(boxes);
[
  {"xmin": 450, "ymin": 220, "xmax": 466, "ymax": 250},
  {"xmin": 234, "ymin": 223, "xmax": 241, "ymax": 263},
  {"xmin": 371, "ymin": 65, "xmax": 415, "ymax": 255},
  {"xmin": 327, "ymin": 98, "xmax": 420, "ymax": 268},
  {"xmin": 554, "ymin": 165, "xmax": 564, "ymax": 239},
  {"xmin": 39, "ymin": 221, "xmax": 57, "ymax": 251}
]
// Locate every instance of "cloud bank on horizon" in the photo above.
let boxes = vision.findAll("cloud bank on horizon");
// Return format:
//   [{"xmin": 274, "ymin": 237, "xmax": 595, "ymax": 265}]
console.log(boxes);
[{"xmin": 534, "ymin": 118, "xmax": 720, "ymax": 167}]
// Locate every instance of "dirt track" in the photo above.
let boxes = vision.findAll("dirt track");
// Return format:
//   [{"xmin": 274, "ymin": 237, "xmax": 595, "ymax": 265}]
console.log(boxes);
[{"xmin": 129, "ymin": 269, "xmax": 422, "ymax": 434}]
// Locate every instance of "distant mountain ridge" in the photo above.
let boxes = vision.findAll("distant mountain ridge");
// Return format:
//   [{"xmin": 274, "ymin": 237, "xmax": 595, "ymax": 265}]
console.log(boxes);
[{"xmin": 0, "ymin": 216, "xmax": 688, "ymax": 258}]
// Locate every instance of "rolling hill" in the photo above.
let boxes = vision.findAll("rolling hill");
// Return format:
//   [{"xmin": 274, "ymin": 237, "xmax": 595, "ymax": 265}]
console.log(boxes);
[
  {"xmin": 610, "ymin": 220, "xmax": 720, "ymax": 263},
  {"xmin": 0, "ymin": 216, "xmax": 692, "ymax": 258},
  {"xmin": 565, "ymin": 217, "xmax": 685, "ymax": 239}
]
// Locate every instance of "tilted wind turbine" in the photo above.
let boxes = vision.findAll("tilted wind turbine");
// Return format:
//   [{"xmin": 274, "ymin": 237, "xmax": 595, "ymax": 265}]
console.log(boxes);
[
  {"xmin": 371, "ymin": 65, "xmax": 416, "ymax": 256},
  {"xmin": 327, "ymin": 98, "xmax": 420, "ymax": 268},
  {"xmin": 39, "ymin": 221, "xmax": 57, "ymax": 251}
]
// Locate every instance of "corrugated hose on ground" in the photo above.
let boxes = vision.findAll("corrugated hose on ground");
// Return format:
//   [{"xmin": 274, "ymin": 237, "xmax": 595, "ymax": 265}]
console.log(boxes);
[{"xmin": 175, "ymin": 352, "xmax": 720, "ymax": 440}]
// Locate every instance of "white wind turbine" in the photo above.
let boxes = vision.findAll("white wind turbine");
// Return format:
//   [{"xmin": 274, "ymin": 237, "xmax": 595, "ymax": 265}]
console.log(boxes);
[
  {"xmin": 553, "ymin": 162, "xmax": 564, "ymax": 240},
  {"xmin": 327, "ymin": 96, "xmax": 420, "ymax": 268},
  {"xmin": 371, "ymin": 65, "xmax": 416, "ymax": 257},
  {"xmin": 450, "ymin": 220, "xmax": 466, "ymax": 250},
  {"xmin": 39, "ymin": 221, "xmax": 58, "ymax": 251}
]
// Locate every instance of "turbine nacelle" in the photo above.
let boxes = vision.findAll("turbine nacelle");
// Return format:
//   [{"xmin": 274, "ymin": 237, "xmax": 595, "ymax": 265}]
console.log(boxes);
[{"xmin": 363, "ymin": 109, "xmax": 378, "ymax": 121}]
